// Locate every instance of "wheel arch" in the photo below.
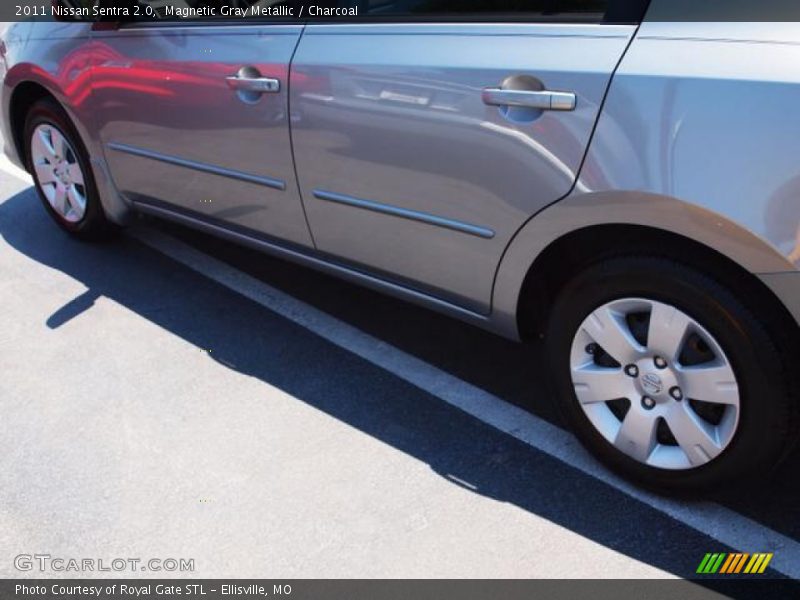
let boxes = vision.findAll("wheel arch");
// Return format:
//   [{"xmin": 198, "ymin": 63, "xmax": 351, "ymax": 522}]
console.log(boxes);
[
  {"xmin": 491, "ymin": 191, "xmax": 800, "ymax": 349},
  {"xmin": 5, "ymin": 72, "xmax": 133, "ymax": 225},
  {"xmin": 9, "ymin": 79, "xmax": 56, "ymax": 170}
]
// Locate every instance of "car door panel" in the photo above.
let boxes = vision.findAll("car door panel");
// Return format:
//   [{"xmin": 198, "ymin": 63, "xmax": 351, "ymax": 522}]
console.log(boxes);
[
  {"xmin": 91, "ymin": 25, "xmax": 314, "ymax": 248},
  {"xmin": 290, "ymin": 23, "xmax": 635, "ymax": 312}
]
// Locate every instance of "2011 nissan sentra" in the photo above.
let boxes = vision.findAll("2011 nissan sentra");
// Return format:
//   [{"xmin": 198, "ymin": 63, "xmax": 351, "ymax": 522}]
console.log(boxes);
[{"xmin": 3, "ymin": 0, "xmax": 800, "ymax": 492}]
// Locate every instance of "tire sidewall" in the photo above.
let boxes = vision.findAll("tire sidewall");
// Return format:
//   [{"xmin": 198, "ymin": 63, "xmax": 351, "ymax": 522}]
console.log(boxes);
[
  {"xmin": 546, "ymin": 258, "xmax": 785, "ymax": 492},
  {"xmin": 24, "ymin": 100, "xmax": 103, "ymax": 235}
]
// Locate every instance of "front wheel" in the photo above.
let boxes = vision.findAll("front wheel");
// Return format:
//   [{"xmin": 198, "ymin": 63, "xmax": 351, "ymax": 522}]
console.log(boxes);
[
  {"xmin": 545, "ymin": 256, "xmax": 797, "ymax": 493},
  {"xmin": 24, "ymin": 97, "xmax": 115, "ymax": 240}
]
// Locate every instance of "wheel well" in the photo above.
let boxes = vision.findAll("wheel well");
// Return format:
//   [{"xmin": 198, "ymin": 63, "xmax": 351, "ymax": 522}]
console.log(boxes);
[
  {"xmin": 9, "ymin": 81, "xmax": 56, "ymax": 170},
  {"xmin": 517, "ymin": 224, "xmax": 800, "ymax": 350}
]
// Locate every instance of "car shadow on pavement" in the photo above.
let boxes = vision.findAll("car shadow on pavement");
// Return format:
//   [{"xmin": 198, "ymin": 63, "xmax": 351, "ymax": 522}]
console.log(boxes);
[{"xmin": 2, "ymin": 187, "xmax": 798, "ymax": 590}]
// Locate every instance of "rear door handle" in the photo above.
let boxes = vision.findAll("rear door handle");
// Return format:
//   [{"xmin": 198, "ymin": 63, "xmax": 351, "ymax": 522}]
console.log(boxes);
[
  {"xmin": 482, "ymin": 88, "xmax": 576, "ymax": 111},
  {"xmin": 226, "ymin": 76, "xmax": 281, "ymax": 94}
]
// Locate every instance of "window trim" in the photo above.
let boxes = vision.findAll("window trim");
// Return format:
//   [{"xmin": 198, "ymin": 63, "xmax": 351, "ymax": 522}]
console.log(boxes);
[{"xmin": 92, "ymin": 0, "xmax": 651, "ymax": 30}]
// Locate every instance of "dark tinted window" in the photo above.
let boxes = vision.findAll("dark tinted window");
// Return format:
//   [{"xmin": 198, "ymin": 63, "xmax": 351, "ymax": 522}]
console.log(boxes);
[
  {"xmin": 71, "ymin": 1, "xmax": 322, "ymax": 21},
  {"xmin": 54, "ymin": 0, "xmax": 630, "ymax": 22},
  {"xmin": 645, "ymin": 0, "xmax": 800, "ymax": 21},
  {"xmin": 127, "ymin": 0, "xmax": 610, "ymax": 20},
  {"xmin": 139, "ymin": 0, "xmax": 270, "ymax": 19},
  {"xmin": 364, "ymin": 0, "xmax": 608, "ymax": 17}
]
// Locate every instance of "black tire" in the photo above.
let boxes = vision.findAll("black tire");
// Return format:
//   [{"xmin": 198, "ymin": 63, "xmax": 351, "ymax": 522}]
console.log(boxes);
[
  {"xmin": 24, "ymin": 97, "xmax": 115, "ymax": 241},
  {"xmin": 545, "ymin": 256, "xmax": 798, "ymax": 494}
]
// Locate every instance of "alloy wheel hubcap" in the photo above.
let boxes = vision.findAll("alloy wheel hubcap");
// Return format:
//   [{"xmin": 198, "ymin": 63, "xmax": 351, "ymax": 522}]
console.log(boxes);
[
  {"xmin": 570, "ymin": 298, "xmax": 740, "ymax": 470},
  {"xmin": 30, "ymin": 123, "xmax": 87, "ymax": 223}
]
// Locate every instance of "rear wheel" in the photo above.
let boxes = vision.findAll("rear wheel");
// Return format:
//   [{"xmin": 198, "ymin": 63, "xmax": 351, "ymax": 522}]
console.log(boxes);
[
  {"xmin": 545, "ymin": 256, "xmax": 797, "ymax": 492},
  {"xmin": 24, "ymin": 97, "xmax": 114, "ymax": 240}
]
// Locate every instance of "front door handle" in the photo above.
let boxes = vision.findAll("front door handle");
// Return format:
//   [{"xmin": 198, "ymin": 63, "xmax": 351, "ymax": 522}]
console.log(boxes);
[
  {"xmin": 226, "ymin": 75, "xmax": 281, "ymax": 94},
  {"xmin": 482, "ymin": 88, "xmax": 576, "ymax": 111}
]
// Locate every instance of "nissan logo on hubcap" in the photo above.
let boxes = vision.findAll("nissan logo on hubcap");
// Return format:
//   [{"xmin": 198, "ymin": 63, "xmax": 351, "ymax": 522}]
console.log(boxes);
[{"xmin": 641, "ymin": 373, "xmax": 664, "ymax": 396}]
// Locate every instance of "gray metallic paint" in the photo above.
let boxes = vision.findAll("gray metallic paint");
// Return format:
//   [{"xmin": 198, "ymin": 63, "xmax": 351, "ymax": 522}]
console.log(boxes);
[
  {"xmin": 313, "ymin": 188, "xmax": 496, "ymax": 240},
  {"xmin": 291, "ymin": 23, "xmax": 635, "ymax": 312},
  {"xmin": 582, "ymin": 21, "xmax": 800, "ymax": 271},
  {"xmin": 492, "ymin": 21, "xmax": 800, "ymax": 338},
  {"xmin": 2, "ymin": 19, "xmax": 800, "ymax": 342},
  {"xmin": 91, "ymin": 24, "xmax": 315, "ymax": 248},
  {"xmin": 107, "ymin": 141, "xmax": 287, "ymax": 190},
  {"xmin": 0, "ymin": 22, "xmax": 134, "ymax": 223},
  {"xmin": 133, "ymin": 198, "xmax": 492, "ymax": 326}
]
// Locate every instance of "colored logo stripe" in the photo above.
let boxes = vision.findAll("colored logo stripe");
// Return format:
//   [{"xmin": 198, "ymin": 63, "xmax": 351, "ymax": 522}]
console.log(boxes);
[
  {"xmin": 719, "ymin": 554, "xmax": 737, "ymax": 573},
  {"xmin": 744, "ymin": 553, "xmax": 774, "ymax": 574},
  {"xmin": 698, "ymin": 553, "xmax": 773, "ymax": 575},
  {"xmin": 697, "ymin": 553, "xmax": 726, "ymax": 574},
  {"xmin": 720, "ymin": 553, "xmax": 745, "ymax": 574}
]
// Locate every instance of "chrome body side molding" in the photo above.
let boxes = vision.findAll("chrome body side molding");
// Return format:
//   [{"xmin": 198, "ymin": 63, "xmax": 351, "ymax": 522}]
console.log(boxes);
[
  {"xmin": 132, "ymin": 200, "xmax": 492, "ymax": 325},
  {"xmin": 107, "ymin": 143, "xmax": 287, "ymax": 191},
  {"xmin": 313, "ymin": 189, "xmax": 496, "ymax": 239}
]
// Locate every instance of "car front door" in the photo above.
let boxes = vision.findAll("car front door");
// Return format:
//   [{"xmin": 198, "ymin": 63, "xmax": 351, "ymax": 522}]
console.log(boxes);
[
  {"xmin": 290, "ymin": 1, "xmax": 641, "ymax": 313},
  {"xmin": 90, "ymin": 7, "xmax": 314, "ymax": 248}
]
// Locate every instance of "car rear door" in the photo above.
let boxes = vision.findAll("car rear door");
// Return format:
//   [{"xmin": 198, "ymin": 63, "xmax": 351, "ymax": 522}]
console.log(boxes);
[
  {"xmin": 290, "ymin": 1, "xmax": 642, "ymax": 313},
  {"xmin": 90, "ymin": 6, "xmax": 314, "ymax": 248}
]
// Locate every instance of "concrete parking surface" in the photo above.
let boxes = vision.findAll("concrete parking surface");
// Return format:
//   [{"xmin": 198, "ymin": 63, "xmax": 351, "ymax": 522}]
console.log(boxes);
[{"xmin": 1, "ymin": 155, "xmax": 799, "ymax": 583}]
